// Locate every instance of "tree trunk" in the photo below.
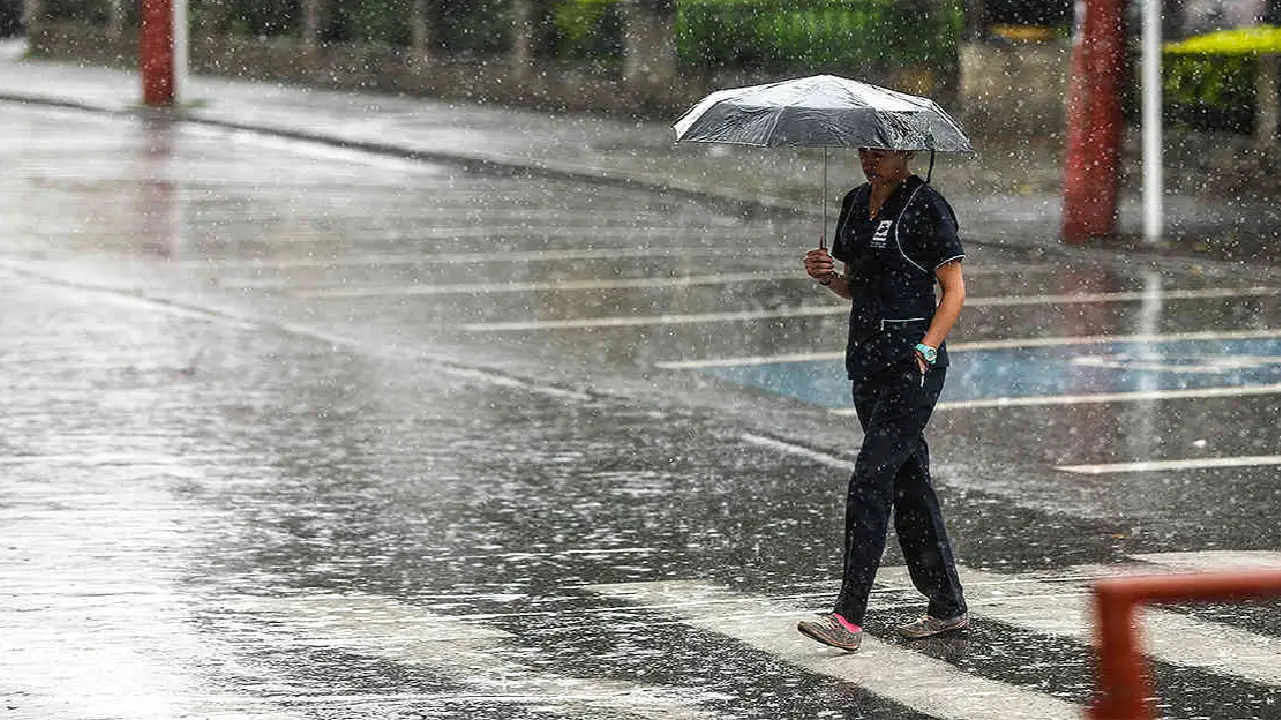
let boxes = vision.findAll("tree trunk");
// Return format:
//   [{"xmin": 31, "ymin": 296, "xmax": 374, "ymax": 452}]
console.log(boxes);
[
  {"xmin": 509, "ymin": 0, "xmax": 533, "ymax": 80},
  {"xmin": 23, "ymin": 0, "xmax": 40, "ymax": 30},
  {"xmin": 106, "ymin": 0, "xmax": 123, "ymax": 36},
  {"xmin": 621, "ymin": 0, "xmax": 676, "ymax": 105},
  {"xmin": 966, "ymin": 0, "xmax": 985, "ymax": 40},
  {"xmin": 1257, "ymin": 54, "xmax": 1279, "ymax": 156},
  {"xmin": 410, "ymin": 0, "xmax": 431, "ymax": 59},
  {"xmin": 1162, "ymin": 0, "xmax": 1185, "ymax": 38},
  {"xmin": 303, "ymin": 0, "xmax": 323, "ymax": 49}
]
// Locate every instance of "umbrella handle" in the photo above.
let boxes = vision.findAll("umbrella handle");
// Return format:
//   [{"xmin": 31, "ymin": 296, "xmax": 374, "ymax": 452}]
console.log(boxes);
[{"xmin": 820, "ymin": 147, "xmax": 828, "ymax": 250}]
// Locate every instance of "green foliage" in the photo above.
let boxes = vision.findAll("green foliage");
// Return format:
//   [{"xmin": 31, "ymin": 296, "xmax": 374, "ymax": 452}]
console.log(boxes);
[
  {"xmin": 42, "ymin": 0, "xmax": 111, "ymax": 25},
  {"xmin": 47, "ymin": 0, "xmax": 963, "ymax": 69},
  {"xmin": 1162, "ymin": 53, "xmax": 1256, "ymax": 133},
  {"xmin": 554, "ymin": 0, "xmax": 610, "ymax": 40},
  {"xmin": 674, "ymin": 0, "xmax": 963, "ymax": 71},
  {"xmin": 435, "ymin": 0, "xmax": 512, "ymax": 55},
  {"xmin": 551, "ymin": 0, "xmax": 623, "ymax": 61},
  {"xmin": 233, "ymin": 0, "xmax": 302, "ymax": 38},
  {"xmin": 325, "ymin": 0, "xmax": 412, "ymax": 45},
  {"xmin": 181, "ymin": 0, "xmax": 300, "ymax": 38},
  {"xmin": 321, "ymin": 0, "xmax": 509, "ymax": 52},
  {"xmin": 351, "ymin": 0, "xmax": 414, "ymax": 46},
  {"xmin": 546, "ymin": 0, "xmax": 963, "ymax": 67}
]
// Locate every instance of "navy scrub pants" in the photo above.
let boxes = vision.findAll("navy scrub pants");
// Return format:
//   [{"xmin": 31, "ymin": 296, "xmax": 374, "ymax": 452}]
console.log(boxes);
[{"xmin": 834, "ymin": 361, "xmax": 967, "ymax": 626}]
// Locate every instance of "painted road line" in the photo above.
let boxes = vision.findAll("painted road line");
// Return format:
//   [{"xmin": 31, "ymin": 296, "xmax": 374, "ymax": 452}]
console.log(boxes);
[
  {"xmin": 657, "ymin": 327, "xmax": 1281, "ymax": 370},
  {"xmin": 256, "ymin": 318, "xmax": 594, "ymax": 401},
  {"xmin": 181, "ymin": 254, "xmax": 1046, "ymax": 272},
  {"xmin": 1133, "ymin": 550, "xmax": 1281, "ymax": 572},
  {"xmin": 204, "ymin": 224, "xmax": 756, "ymax": 245},
  {"xmin": 658, "ymin": 351, "xmax": 846, "ymax": 370},
  {"xmin": 439, "ymin": 365, "xmax": 593, "ymax": 401},
  {"xmin": 586, "ymin": 580, "xmax": 1082, "ymax": 720},
  {"xmin": 231, "ymin": 593, "xmax": 726, "ymax": 720},
  {"xmin": 1055, "ymin": 454, "xmax": 1281, "ymax": 474},
  {"xmin": 915, "ymin": 383, "xmax": 1281, "ymax": 413},
  {"xmin": 1069, "ymin": 354, "xmax": 1281, "ymax": 373},
  {"xmin": 283, "ymin": 277, "xmax": 1268, "ymax": 302},
  {"xmin": 742, "ymin": 433, "xmax": 852, "ymax": 470},
  {"xmin": 876, "ymin": 562, "xmax": 1281, "ymax": 687},
  {"xmin": 461, "ymin": 287, "xmax": 1280, "ymax": 333},
  {"xmin": 0, "ymin": 264, "xmax": 592, "ymax": 404},
  {"xmin": 462, "ymin": 305, "xmax": 844, "ymax": 333},
  {"xmin": 288, "ymin": 270, "xmax": 804, "ymax": 298},
  {"xmin": 967, "ymin": 286, "xmax": 1281, "ymax": 307},
  {"xmin": 178, "ymin": 247, "xmax": 794, "ymax": 270},
  {"xmin": 200, "ymin": 250, "xmax": 1050, "ymax": 273},
  {"xmin": 947, "ymin": 327, "xmax": 1281, "ymax": 353},
  {"xmin": 743, "ymin": 433, "xmax": 1281, "ymax": 479}
]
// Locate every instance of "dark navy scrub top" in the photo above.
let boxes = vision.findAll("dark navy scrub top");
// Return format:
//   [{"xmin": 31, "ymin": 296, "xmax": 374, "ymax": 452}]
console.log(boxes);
[{"xmin": 830, "ymin": 174, "xmax": 965, "ymax": 380}]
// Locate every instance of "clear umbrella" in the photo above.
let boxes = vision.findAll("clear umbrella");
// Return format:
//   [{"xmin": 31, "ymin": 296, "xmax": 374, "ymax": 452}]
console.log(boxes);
[{"xmin": 674, "ymin": 74, "xmax": 973, "ymax": 247}]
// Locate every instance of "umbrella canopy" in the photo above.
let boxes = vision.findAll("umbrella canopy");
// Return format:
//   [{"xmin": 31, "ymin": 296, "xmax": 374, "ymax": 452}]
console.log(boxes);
[
  {"xmin": 674, "ymin": 74, "xmax": 973, "ymax": 152},
  {"xmin": 1164, "ymin": 25, "xmax": 1281, "ymax": 55}
]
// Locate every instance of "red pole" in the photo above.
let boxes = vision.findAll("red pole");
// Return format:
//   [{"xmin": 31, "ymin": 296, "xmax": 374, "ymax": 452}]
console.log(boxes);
[
  {"xmin": 1090, "ymin": 584, "xmax": 1153, "ymax": 720},
  {"xmin": 1062, "ymin": 0, "xmax": 1126, "ymax": 244},
  {"xmin": 1090, "ymin": 571, "xmax": 1281, "ymax": 720},
  {"xmin": 140, "ymin": 0, "xmax": 174, "ymax": 106}
]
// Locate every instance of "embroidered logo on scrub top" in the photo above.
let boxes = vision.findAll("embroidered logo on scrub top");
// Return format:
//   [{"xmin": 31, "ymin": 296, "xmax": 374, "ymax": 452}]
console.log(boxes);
[{"xmin": 870, "ymin": 219, "xmax": 892, "ymax": 249}]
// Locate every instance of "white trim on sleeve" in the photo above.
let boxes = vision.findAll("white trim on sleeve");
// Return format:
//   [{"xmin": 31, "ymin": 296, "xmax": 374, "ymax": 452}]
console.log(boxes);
[{"xmin": 935, "ymin": 254, "xmax": 966, "ymax": 270}]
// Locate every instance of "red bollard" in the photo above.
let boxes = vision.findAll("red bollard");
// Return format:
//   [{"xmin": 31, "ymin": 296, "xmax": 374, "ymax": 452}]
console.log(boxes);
[
  {"xmin": 1090, "ymin": 570, "xmax": 1281, "ymax": 720},
  {"xmin": 140, "ymin": 0, "xmax": 174, "ymax": 107},
  {"xmin": 1090, "ymin": 581, "xmax": 1152, "ymax": 720},
  {"xmin": 1062, "ymin": 0, "xmax": 1126, "ymax": 244}
]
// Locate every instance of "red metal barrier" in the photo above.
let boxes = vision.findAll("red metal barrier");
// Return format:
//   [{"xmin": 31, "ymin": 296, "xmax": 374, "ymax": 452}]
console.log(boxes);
[
  {"xmin": 140, "ymin": 0, "xmax": 174, "ymax": 106},
  {"xmin": 1091, "ymin": 570, "xmax": 1281, "ymax": 720},
  {"xmin": 1062, "ymin": 0, "xmax": 1126, "ymax": 244}
]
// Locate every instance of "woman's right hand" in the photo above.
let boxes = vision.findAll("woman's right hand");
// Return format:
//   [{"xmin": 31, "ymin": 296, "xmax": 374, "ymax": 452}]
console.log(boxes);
[{"xmin": 804, "ymin": 248, "xmax": 835, "ymax": 282}]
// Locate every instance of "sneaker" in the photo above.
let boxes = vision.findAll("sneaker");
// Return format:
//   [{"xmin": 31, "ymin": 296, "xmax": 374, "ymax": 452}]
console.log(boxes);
[
  {"xmin": 898, "ymin": 612, "xmax": 969, "ymax": 639},
  {"xmin": 797, "ymin": 613, "xmax": 863, "ymax": 651}
]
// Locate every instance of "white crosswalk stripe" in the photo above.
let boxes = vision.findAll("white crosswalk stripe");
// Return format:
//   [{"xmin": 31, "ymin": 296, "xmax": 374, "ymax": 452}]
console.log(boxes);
[
  {"xmin": 877, "ymin": 560, "xmax": 1281, "ymax": 687},
  {"xmin": 227, "ymin": 594, "xmax": 728, "ymax": 720},
  {"xmin": 586, "ymin": 580, "xmax": 1083, "ymax": 720},
  {"xmin": 586, "ymin": 552, "xmax": 1281, "ymax": 719},
  {"xmin": 1135, "ymin": 550, "xmax": 1281, "ymax": 573}
]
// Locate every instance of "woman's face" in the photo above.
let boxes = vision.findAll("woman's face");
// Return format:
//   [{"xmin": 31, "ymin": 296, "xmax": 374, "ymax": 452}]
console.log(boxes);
[{"xmin": 858, "ymin": 148, "xmax": 909, "ymax": 180}]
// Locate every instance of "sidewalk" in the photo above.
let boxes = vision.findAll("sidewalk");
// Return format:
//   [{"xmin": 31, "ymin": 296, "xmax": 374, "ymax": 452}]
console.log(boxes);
[{"xmin": 3, "ymin": 40, "xmax": 1279, "ymax": 272}]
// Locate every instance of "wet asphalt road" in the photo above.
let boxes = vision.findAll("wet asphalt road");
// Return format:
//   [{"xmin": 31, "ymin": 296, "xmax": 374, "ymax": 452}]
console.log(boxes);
[{"xmin": 4, "ymin": 102, "xmax": 1281, "ymax": 719}]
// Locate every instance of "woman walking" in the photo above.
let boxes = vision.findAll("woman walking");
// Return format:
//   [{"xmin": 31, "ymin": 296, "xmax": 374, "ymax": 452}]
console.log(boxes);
[{"xmin": 796, "ymin": 148, "xmax": 969, "ymax": 652}]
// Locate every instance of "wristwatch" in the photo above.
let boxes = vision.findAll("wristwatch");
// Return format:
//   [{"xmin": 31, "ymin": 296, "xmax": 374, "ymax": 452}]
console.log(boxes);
[{"xmin": 914, "ymin": 343, "xmax": 938, "ymax": 366}]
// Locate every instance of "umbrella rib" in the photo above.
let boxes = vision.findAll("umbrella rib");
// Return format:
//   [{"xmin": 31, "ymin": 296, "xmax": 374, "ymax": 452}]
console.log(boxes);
[{"xmin": 764, "ymin": 104, "xmax": 786, "ymax": 147}]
